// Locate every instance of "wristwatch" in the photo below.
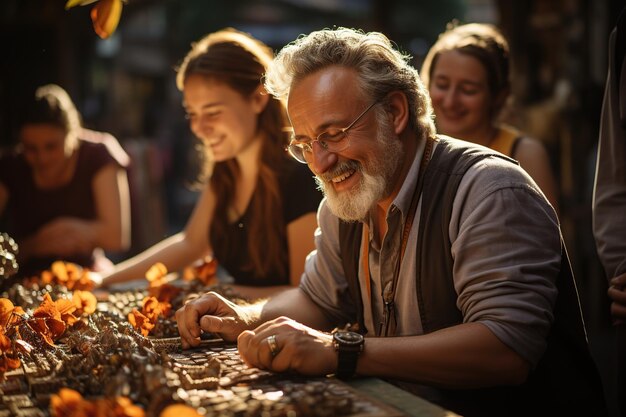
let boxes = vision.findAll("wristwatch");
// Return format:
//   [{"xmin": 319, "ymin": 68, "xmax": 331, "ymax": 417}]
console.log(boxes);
[{"xmin": 333, "ymin": 330, "xmax": 364, "ymax": 379}]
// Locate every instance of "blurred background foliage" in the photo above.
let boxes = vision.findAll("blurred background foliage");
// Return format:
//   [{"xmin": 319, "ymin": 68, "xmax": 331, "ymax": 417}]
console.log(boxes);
[
  {"xmin": 1, "ymin": 0, "xmax": 467, "ymax": 243},
  {"xmin": 1, "ymin": 0, "xmax": 624, "ymax": 270}
]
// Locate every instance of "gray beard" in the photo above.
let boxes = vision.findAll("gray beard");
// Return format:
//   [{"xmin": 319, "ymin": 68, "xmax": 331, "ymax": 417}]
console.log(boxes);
[
  {"xmin": 315, "ymin": 119, "xmax": 403, "ymax": 221},
  {"xmin": 318, "ymin": 162, "xmax": 386, "ymax": 221}
]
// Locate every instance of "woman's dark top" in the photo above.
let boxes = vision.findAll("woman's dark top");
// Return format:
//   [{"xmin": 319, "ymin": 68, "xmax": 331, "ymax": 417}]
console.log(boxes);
[
  {"xmin": 213, "ymin": 158, "xmax": 322, "ymax": 286},
  {"xmin": 0, "ymin": 133, "xmax": 128, "ymax": 277}
]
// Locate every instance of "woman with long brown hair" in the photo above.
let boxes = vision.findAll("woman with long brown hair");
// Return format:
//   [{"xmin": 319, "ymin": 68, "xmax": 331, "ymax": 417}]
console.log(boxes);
[{"xmin": 99, "ymin": 28, "xmax": 321, "ymax": 298}]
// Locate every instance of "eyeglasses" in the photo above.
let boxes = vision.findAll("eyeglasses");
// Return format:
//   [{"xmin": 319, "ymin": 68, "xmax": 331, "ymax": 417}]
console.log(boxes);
[{"xmin": 286, "ymin": 100, "xmax": 379, "ymax": 164}]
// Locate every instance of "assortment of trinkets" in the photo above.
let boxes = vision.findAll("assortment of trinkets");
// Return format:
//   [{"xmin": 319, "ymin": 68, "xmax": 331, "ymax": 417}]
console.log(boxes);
[
  {"xmin": 0, "ymin": 244, "xmax": 402, "ymax": 416},
  {"xmin": 0, "ymin": 233, "xmax": 19, "ymax": 292},
  {"xmin": 0, "ymin": 234, "xmax": 18, "ymax": 277}
]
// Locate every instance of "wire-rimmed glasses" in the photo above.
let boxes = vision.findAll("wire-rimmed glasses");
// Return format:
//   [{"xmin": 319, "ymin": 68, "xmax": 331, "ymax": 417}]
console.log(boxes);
[{"xmin": 286, "ymin": 100, "xmax": 379, "ymax": 163}]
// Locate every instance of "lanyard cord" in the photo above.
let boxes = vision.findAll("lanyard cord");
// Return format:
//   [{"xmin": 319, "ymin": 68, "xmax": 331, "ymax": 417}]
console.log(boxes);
[{"xmin": 361, "ymin": 136, "xmax": 435, "ymax": 336}]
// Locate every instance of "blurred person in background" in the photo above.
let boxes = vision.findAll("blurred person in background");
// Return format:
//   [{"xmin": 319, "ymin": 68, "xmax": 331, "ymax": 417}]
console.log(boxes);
[
  {"xmin": 99, "ymin": 28, "xmax": 321, "ymax": 299},
  {"xmin": 593, "ymin": 8, "xmax": 626, "ymax": 417},
  {"xmin": 0, "ymin": 83, "xmax": 131, "ymax": 278},
  {"xmin": 421, "ymin": 22, "xmax": 559, "ymax": 212}
]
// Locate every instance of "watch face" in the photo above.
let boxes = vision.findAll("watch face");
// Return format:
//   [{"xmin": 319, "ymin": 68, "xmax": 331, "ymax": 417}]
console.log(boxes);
[{"xmin": 334, "ymin": 331, "xmax": 364, "ymax": 346}]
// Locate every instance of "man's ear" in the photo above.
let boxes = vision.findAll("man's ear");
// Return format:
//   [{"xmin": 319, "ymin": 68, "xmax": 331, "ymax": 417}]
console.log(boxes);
[
  {"xmin": 386, "ymin": 91, "xmax": 409, "ymax": 135},
  {"xmin": 251, "ymin": 85, "xmax": 271, "ymax": 114}
]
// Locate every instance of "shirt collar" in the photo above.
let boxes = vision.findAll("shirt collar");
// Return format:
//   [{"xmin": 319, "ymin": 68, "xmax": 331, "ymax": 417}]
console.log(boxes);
[{"xmin": 365, "ymin": 135, "xmax": 430, "ymax": 230}]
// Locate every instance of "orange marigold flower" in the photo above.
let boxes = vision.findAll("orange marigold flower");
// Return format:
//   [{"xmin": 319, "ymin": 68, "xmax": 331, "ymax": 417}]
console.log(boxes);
[
  {"xmin": 0, "ymin": 333, "xmax": 11, "ymax": 351},
  {"xmin": 183, "ymin": 257, "xmax": 218, "ymax": 286},
  {"xmin": 159, "ymin": 404, "xmax": 203, "ymax": 417},
  {"xmin": 0, "ymin": 354, "xmax": 21, "ymax": 374},
  {"xmin": 41, "ymin": 270, "xmax": 55, "ymax": 286},
  {"xmin": 142, "ymin": 296, "xmax": 161, "ymax": 315},
  {"xmin": 50, "ymin": 388, "xmax": 87, "ymax": 416},
  {"xmin": 127, "ymin": 309, "xmax": 155, "ymax": 337},
  {"xmin": 145, "ymin": 262, "xmax": 168, "ymax": 287},
  {"xmin": 148, "ymin": 284, "xmax": 181, "ymax": 306},
  {"xmin": 28, "ymin": 317, "xmax": 64, "ymax": 347},
  {"xmin": 113, "ymin": 396, "xmax": 145, "ymax": 417},
  {"xmin": 195, "ymin": 257, "xmax": 218, "ymax": 286},
  {"xmin": 54, "ymin": 297, "xmax": 80, "ymax": 326},
  {"xmin": 156, "ymin": 300, "xmax": 172, "ymax": 318},
  {"xmin": 73, "ymin": 291, "xmax": 97, "ymax": 316},
  {"xmin": 50, "ymin": 388, "xmax": 144, "ymax": 417},
  {"xmin": 40, "ymin": 262, "xmax": 95, "ymax": 291},
  {"xmin": 0, "ymin": 298, "xmax": 25, "ymax": 330},
  {"xmin": 75, "ymin": 271, "xmax": 95, "ymax": 292},
  {"xmin": 29, "ymin": 293, "xmax": 78, "ymax": 346},
  {"xmin": 51, "ymin": 261, "xmax": 71, "ymax": 284}
]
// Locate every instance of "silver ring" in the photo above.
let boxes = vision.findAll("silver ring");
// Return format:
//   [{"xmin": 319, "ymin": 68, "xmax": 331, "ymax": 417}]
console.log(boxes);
[{"xmin": 266, "ymin": 334, "xmax": 279, "ymax": 357}]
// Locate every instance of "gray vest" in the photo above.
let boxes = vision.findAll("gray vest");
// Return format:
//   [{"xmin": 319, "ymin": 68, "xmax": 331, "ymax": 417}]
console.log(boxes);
[{"xmin": 339, "ymin": 136, "xmax": 607, "ymax": 417}]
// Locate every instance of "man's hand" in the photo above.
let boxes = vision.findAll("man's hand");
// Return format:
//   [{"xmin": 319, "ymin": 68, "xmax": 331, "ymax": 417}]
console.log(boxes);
[
  {"xmin": 608, "ymin": 272, "xmax": 626, "ymax": 325},
  {"xmin": 237, "ymin": 316, "xmax": 336, "ymax": 376},
  {"xmin": 175, "ymin": 291, "xmax": 257, "ymax": 348}
]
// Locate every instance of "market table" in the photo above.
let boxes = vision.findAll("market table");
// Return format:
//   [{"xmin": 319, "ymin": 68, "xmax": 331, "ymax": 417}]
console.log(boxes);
[
  {"xmin": 0, "ymin": 337, "xmax": 457, "ymax": 417},
  {"xmin": 0, "ymin": 269, "xmax": 458, "ymax": 417}
]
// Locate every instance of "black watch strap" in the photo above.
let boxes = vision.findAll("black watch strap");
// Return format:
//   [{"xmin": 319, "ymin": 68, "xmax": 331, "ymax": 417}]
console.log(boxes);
[
  {"xmin": 333, "ymin": 331, "xmax": 364, "ymax": 379},
  {"xmin": 336, "ymin": 348, "xmax": 360, "ymax": 379}
]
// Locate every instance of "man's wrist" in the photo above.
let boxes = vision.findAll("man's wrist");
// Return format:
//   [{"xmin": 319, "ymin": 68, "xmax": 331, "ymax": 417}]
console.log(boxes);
[{"xmin": 332, "ymin": 330, "xmax": 364, "ymax": 379}]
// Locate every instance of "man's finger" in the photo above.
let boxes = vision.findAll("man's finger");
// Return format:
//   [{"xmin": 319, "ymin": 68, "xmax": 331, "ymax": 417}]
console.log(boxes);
[
  {"xmin": 200, "ymin": 314, "xmax": 225, "ymax": 333},
  {"xmin": 200, "ymin": 315, "xmax": 242, "ymax": 341},
  {"xmin": 237, "ymin": 330, "xmax": 256, "ymax": 367},
  {"xmin": 176, "ymin": 306, "xmax": 201, "ymax": 348}
]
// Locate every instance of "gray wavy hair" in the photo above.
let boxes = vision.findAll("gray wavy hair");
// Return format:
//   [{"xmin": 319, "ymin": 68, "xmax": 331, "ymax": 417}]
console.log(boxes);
[{"xmin": 264, "ymin": 27, "xmax": 436, "ymax": 139}]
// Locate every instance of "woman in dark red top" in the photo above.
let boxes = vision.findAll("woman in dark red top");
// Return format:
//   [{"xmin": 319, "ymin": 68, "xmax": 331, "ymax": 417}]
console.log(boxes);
[{"xmin": 0, "ymin": 84, "xmax": 131, "ymax": 277}]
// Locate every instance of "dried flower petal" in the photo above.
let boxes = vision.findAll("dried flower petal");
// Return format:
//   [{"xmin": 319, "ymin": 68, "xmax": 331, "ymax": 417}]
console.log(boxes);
[
  {"xmin": 128, "ymin": 309, "xmax": 155, "ymax": 337},
  {"xmin": 37, "ymin": 262, "xmax": 95, "ymax": 291},
  {"xmin": 54, "ymin": 297, "xmax": 78, "ymax": 317},
  {"xmin": 0, "ymin": 333, "xmax": 11, "ymax": 350},
  {"xmin": 0, "ymin": 298, "xmax": 20, "ymax": 328},
  {"xmin": 195, "ymin": 258, "xmax": 218, "ymax": 285},
  {"xmin": 145, "ymin": 262, "xmax": 168, "ymax": 286},
  {"xmin": 114, "ymin": 397, "xmax": 145, "ymax": 417},
  {"xmin": 148, "ymin": 284, "xmax": 181, "ymax": 305},
  {"xmin": 0, "ymin": 355, "xmax": 21, "ymax": 373},
  {"xmin": 183, "ymin": 257, "xmax": 218, "ymax": 286},
  {"xmin": 41, "ymin": 270, "xmax": 54, "ymax": 285},
  {"xmin": 160, "ymin": 404, "xmax": 203, "ymax": 417},
  {"xmin": 51, "ymin": 261, "xmax": 70, "ymax": 283},
  {"xmin": 50, "ymin": 388, "xmax": 95, "ymax": 417},
  {"xmin": 0, "ymin": 298, "xmax": 23, "ymax": 330},
  {"xmin": 30, "ymin": 293, "xmax": 72, "ymax": 345},
  {"xmin": 73, "ymin": 290, "xmax": 97, "ymax": 316}
]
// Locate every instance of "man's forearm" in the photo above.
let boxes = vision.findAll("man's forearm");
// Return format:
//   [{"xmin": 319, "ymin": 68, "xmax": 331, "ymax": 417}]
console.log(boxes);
[
  {"xmin": 357, "ymin": 322, "xmax": 530, "ymax": 389},
  {"xmin": 260, "ymin": 288, "xmax": 334, "ymax": 331}
]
